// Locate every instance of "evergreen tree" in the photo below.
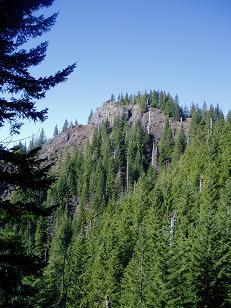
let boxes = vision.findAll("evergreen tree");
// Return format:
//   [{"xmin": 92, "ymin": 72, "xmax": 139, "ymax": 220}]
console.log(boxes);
[
  {"xmin": 17, "ymin": 141, "xmax": 27, "ymax": 154},
  {"xmin": 159, "ymin": 118, "xmax": 174, "ymax": 166},
  {"xmin": 110, "ymin": 94, "xmax": 115, "ymax": 102},
  {"xmin": 150, "ymin": 90, "xmax": 158, "ymax": 108},
  {"xmin": 53, "ymin": 124, "xmax": 59, "ymax": 137},
  {"xmin": 62, "ymin": 119, "xmax": 69, "ymax": 131},
  {"xmin": 36, "ymin": 127, "xmax": 46, "ymax": 146},
  {"xmin": 226, "ymin": 110, "xmax": 231, "ymax": 123},
  {"xmin": 88, "ymin": 109, "xmax": 93, "ymax": 124},
  {"xmin": 183, "ymin": 105, "xmax": 189, "ymax": 119},
  {"xmin": 120, "ymin": 224, "xmax": 149, "ymax": 307},
  {"xmin": 173, "ymin": 124, "xmax": 186, "ymax": 162},
  {"xmin": 28, "ymin": 134, "xmax": 35, "ymax": 151},
  {"xmin": 39, "ymin": 208, "xmax": 72, "ymax": 306},
  {"xmin": 0, "ymin": 0, "xmax": 75, "ymax": 305},
  {"xmin": 126, "ymin": 121, "xmax": 149, "ymax": 189}
]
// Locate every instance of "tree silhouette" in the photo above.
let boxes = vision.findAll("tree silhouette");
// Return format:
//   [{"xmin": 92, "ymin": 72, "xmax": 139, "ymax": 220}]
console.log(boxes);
[{"xmin": 0, "ymin": 0, "xmax": 75, "ymax": 305}]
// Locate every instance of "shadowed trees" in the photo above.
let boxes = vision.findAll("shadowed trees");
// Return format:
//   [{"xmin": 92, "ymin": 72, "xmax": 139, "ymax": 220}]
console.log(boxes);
[{"xmin": 0, "ymin": 0, "xmax": 75, "ymax": 305}]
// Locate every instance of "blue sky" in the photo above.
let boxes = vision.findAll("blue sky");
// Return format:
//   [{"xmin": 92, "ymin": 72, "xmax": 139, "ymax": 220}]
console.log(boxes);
[{"xmin": 3, "ymin": 0, "xmax": 231, "ymax": 143}]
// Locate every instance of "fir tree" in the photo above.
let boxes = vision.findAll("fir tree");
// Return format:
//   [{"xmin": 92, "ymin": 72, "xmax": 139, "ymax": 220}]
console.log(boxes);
[
  {"xmin": 226, "ymin": 110, "xmax": 231, "ymax": 123},
  {"xmin": 28, "ymin": 134, "xmax": 35, "ymax": 150},
  {"xmin": 53, "ymin": 124, "xmax": 59, "ymax": 137},
  {"xmin": 62, "ymin": 119, "xmax": 69, "ymax": 131},
  {"xmin": 36, "ymin": 127, "xmax": 46, "ymax": 146},
  {"xmin": 173, "ymin": 125, "xmax": 186, "ymax": 162},
  {"xmin": 88, "ymin": 109, "xmax": 93, "ymax": 124},
  {"xmin": 110, "ymin": 94, "xmax": 115, "ymax": 102},
  {"xmin": 17, "ymin": 141, "xmax": 27, "ymax": 154},
  {"xmin": 39, "ymin": 208, "xmax": 72, "ymax": 306},
  {"xmin": 159, "ymin": 118, "xmax": 174, "ymax": 166},
  {"xmin": 0, "ymin": 0, "xmax": 75, "ymax": 305}
]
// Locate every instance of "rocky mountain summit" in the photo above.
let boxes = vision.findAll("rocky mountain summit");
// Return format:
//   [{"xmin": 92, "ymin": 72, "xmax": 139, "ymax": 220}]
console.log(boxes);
[{"xmin": 40, "ymin": 101, "xmax": 190, "ymax": 163}]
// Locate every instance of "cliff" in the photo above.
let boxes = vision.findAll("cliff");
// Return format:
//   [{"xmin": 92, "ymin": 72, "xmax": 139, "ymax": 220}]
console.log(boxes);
[{"xmin": 40, "ymin": 101, "xmax": 190, "ymax": 162}]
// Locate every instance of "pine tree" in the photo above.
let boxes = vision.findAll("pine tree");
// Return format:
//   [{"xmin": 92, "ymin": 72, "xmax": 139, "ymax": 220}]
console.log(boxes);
[
  {"xmin": 120, "ymin": 224, "xmax": 148, "ymax": 307},
  {"xmin": 36, "ymin": 127, "xmax": 46, "ymax": 146},
  {"xmin": 183, "ymin": 105, "xmax": 189, "ymax": 119},
  {"xmin": 110, "ymin": 94, "xmax": 115, "ymax": 102},
  {"xmin": 53, "ymin": 124, "xmax": 59, "ymax": 137},
  {"xmin": 62, "ymin": 119, "xmax": 69, "ymax": 131},
  {"xmin": 226, "ymin": 110, "xmax": 231, "ymax": 123},
  {"xmin": 126, "ymin": 121, "xmax": 149, "ymax": 189},
  {"xmin": 173, "ymin": 125, "xmax": 186, "ymax": 162},
  {"xmin": 17, "ymin": 141, "xmax": 27, "ymax": 154},
  {"xmin": 88, "ymin": 109, "xmax": 93, "ymax": 124},
  {"xmin": 159, "ymin": 118, "xmax": 174, "ymax": 167},
  {"xmin": 0, "ymin": 0, "xmax": 75, "ymax": 305},
  {"xmin": 66, "ymin": 210, "xmax": 87, "ymax": 306},
  {"xmin": 150, "ymin": 90, "xmax": 158, "ymax": 108},
  {"xmin": 28, "ymin": 134, "xmax": 35, "ymax": 150},
  {"xmin": 39, "ymin": 208, "xmax": 72, "ymax": 306}
]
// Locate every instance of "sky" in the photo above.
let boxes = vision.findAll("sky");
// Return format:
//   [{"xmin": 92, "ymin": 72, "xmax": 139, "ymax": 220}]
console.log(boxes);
[{"xmin": 2, "ymin": 0, "xmax": 231, "ymax": 144}]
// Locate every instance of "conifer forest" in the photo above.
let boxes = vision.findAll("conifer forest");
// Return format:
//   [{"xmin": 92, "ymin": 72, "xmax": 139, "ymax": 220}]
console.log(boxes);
[{"xmin": 1, "ymin": 1, "xmax": 231, "ymax": 307}]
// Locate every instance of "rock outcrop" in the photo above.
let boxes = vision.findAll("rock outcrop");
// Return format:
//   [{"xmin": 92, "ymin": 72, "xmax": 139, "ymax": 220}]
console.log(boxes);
[
  {"xmin": 40, "ymin": 124, "xmax": 94, "ymax": 162},
  {"xmin": 40, "ymin": 102, "xmax": 190, "ymax": 163}
]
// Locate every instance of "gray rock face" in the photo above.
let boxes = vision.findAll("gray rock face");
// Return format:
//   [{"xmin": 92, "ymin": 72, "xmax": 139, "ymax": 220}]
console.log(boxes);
[
  {"xmin": 40, "ymin": 102, "xmax": 190, "ymax": 163},
  {"xmin": 90, "ymin": 102, "xmax": 189, "ymax": 142},
  {"xmin": 40, "ymin": 124, "xmax": 94, "ymax": 162},
  {"xmin": 90, "ymin": 102, "xmax": 125, "ymax": 126}
]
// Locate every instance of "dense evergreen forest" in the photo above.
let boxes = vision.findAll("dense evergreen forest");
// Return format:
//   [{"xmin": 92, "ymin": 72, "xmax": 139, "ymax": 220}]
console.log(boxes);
[
  {"xmin": 1, "ymin": 1, "xmax": 231, "ymax": 307},
  {"xmin": 6, "ymin": 97, "xmax": 230, "ymax": 307}
]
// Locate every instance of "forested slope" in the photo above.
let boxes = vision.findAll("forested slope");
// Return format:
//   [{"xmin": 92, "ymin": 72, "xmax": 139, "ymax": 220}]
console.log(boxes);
[
  {"xmin": 26, "ymin": 98, "xmax": 231, "ymax": 307},
  {"xmin": 39, "ymin": 90, "xmax": 189, "ymax": 164}
]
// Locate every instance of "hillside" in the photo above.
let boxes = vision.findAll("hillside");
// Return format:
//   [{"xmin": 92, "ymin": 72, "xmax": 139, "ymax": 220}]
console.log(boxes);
[
  {"xmin": 1, "ymin": 1, "xmax": 230, "ymax": 307},
  {"xmin": 3, "ymin": 91, "xmax": 230, "ymax": 307},
  {"xmin": 27, "ymin": 97, "xmax": 231, "ymax": 307},
  {"xmin": 40, "ymin": 100, "xmax": 190, "ymax": 163}
]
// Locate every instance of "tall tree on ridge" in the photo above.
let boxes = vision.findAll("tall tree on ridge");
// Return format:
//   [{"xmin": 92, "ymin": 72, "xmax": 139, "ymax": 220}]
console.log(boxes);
[
  {"xmin": 36, "ymin": 127, "xmax": 46, "ymax": 146},
  {"xmin": 53, "ymin": 124, "xmax": 59, "ymax": 136},
  {"xmin": 62, "ymin": 119, "xmax": 69, "ymax": 131}
]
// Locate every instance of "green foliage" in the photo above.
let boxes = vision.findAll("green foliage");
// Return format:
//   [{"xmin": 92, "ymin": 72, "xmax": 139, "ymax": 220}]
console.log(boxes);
[
  {"xmin": 5, "ymin": 99, "xmax": 230, "ymax": 306},
  {"xmin": 88, "ymin": 108, "xmax": 94, "ymax": 124},
  {"xmin": 53, "ymin": 124, "xmax": 59, "ymax": 137},
  {"xmin": 38, "ymin": 207, "xmax": 72, "ymax": 306},
  {"xmin": 126, "ymin": 121, "xmax": 150, "ymax": 189},
  {"xmin": 0, "ymin": 0, "xmax": 75, "ymax": 304},
  {"xmin": 39, "ymin": 112, "xmax": 231, "ymax": 307},
  {"xmin": 115, "ymin": 89, "xmax": 184, "ymax": 119},
  {"xmin": 62, "ymin": 119, "xmax": 69, "ymax": 131},
  {"xmin": 173, "ymin": 124, "xmax": 186, "ymax": 162},
  {"xmin": 36, "ymin": 128, "xmax": 47, "ymax": 147},
  {"xmin": 227, "ymin": 110, "xmax": 231, "ymax": 123},
  {"xmin": 158, "ymin": 118, "xmax": 174, "ymax": 166}
]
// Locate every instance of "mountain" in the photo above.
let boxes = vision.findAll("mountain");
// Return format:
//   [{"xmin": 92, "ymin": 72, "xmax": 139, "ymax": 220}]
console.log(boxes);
[
  {"xmin": 40, "ymin": 100, "xmax": 190, "ymax": 163},
  {"xmin": 4, "ymin": 91, "xmax": 231, "ymax": 307}
]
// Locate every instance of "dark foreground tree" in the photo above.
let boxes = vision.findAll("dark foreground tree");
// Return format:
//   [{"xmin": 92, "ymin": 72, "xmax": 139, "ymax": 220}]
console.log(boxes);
[{"xmin": 0, "ymin": 0, "xmax": 75, "ymax": 305}]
